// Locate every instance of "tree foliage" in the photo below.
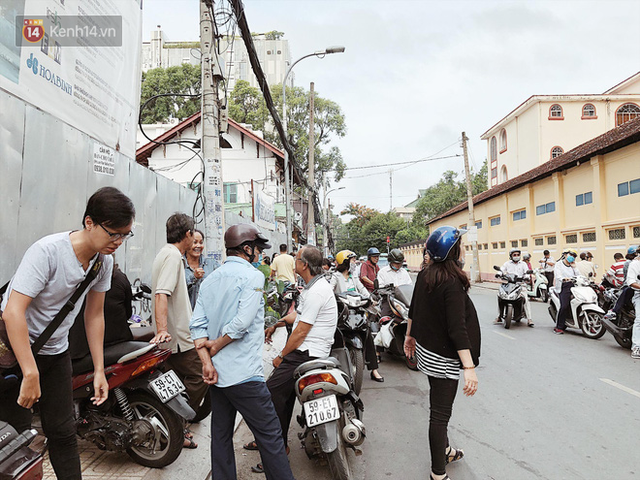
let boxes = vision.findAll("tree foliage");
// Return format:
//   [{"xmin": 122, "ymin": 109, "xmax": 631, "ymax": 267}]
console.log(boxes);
[
  {"xmin": 140, "ymin": 64, "xmax": 201, "ymax": 124},
  {"xmin": 339, "ymin": 203, "xmax": 379, "ymax": 228},
  {"xmin": 411, "ymin": 160, "xmax": 488, "ymax": 227},
  {"xmin": 335, "ymin": 207, "xmax": 411, "ymax": 256}
]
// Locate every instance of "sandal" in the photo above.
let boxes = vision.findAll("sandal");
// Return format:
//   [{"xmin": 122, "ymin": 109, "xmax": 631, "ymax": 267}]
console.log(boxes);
[
  {"xmin": 430, "ymin": 475, "xmax": 451, "ymax": 480},
  {"xmin": 183, "ymin": 436, "xmax": 198, "ymax": 449},
  {"xmin": 528, "ymin": 322, "xmax": 535, "ymax": 328},
  {"xmin": 251, "ymin": 463, "xmax": 264, "ymax": 474},
  {"xmin": 445, "ymin": 446, "xmax": 464, "ymax": 464},
  {"xmin": 243, "ymin": 440, "xmax": 259, "ymax": 451}
]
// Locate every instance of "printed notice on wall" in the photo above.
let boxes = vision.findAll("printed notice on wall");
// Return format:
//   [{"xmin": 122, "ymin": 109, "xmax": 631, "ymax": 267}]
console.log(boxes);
[{"xmin": 93, "ymin": 143, "xmax": 114, "ymax": 176}]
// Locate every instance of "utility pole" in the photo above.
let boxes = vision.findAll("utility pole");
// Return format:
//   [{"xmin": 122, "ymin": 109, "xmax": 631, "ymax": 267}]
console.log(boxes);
[
  {"xmin": 307, "ymin": 82, "xmax": 315, "ymax": 245},
  {"xmin": 200, "ymin": 0, "xmax": 225, "ymax": 264},
  {"xmin": 462, "ymin": 131, "xmax": 480, "ymax": 283},
  {"xmin": 389, "ymin": 169, "xmax": 393, "ymax": 212},
  {"xmin": 322, "ymin": 171, "xmax": 328, "ymax": 256}
]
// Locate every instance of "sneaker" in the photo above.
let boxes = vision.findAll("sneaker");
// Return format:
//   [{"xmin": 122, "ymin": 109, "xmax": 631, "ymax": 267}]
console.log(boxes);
[
  {"xmin": 632, "ymin": 347, "xmax": 640, "ymax": 359},
  {"xmin": 553, "ymin": 328, "xmax": 564, "ymax": 335},
  {"xmin": 604, "ymin": 310, "xmax": 616, "ymax": 321}
]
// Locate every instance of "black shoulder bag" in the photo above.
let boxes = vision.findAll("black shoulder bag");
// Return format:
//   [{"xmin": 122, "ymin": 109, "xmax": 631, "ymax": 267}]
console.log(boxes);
[{"xmin": 0, "ymin": 255, "xmax": 104, "ymax": 376}]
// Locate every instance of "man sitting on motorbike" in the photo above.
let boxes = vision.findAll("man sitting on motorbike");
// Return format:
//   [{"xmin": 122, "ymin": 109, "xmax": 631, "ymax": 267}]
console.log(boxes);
[
  {"xmin": 604, "ymin": 246, "xmax": 639, "ymax": 323},
  {"xmin": 494, "ymin": 248, "xmax": 534, "ymax": 327},
  {"xmin": 377, "ymin": 249, "xmax": 413, "ymax": 315},
  {"xmin": 553, "ymin": 248, "xmax": 581, "ymax": 335},
  {"xmin": 360, "ymin": 247, "xmax": 381, "ymax": 292},
  {"xmin": 625, "ymin": 246, "xmax": 640, "ymax": 359}
]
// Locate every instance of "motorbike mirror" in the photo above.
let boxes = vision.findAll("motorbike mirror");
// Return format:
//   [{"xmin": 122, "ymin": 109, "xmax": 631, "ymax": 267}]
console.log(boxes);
[
  {"xmin": 588, "ymin": 272, "xmax": 593, "ymax": 278},
  {"xmin": 495, "ymin": 273, "xmax": 501, "ymax": 278},
  {"xmin": 374, "ymin": 279, "xmax": 379, "ymax": 290},
  {"xmin": 493, "ymin": 265, "xmax": 501, "ymax": 272},
  {"xmin": 140, "ymin": 284, "xmax": 152, "ymax": 294}
]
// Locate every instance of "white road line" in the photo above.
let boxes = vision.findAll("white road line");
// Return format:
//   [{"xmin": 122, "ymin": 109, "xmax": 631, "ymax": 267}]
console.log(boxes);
[
  {"xmin": 600, "ymin": 378, "xmax": 640, "ymax": 400},
  {"xmin": 493, "ymin": 331, "xmax": 516, "ymax": 340}
]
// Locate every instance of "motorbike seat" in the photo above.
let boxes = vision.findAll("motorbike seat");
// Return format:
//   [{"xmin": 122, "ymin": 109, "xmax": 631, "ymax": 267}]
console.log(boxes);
[
  {"xmin": 72, "ymin": 341, "xmax": 156, "ymax": 375},
  {"xmin": 293, "ymin": 357, "xmax": 341, "ymax": 379}
]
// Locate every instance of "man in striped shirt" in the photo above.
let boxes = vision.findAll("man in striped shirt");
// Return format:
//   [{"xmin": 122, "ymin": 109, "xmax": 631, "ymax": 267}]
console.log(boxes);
[{"xmin": 606, "ymin": 253, "xmax": 626, "ymax": 287}]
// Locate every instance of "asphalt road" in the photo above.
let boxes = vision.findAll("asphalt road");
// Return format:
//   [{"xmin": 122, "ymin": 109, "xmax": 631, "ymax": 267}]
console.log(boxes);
[{"xmin": 232, "ymin": 286, "xmax": 640, "ymax": 480}]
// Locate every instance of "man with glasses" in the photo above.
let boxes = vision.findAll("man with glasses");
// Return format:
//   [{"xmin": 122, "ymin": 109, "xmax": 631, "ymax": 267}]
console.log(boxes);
[
  {"xmin": 150, "ymin": 213, "xmax": 206, "ymax": 448},
  {"xmin": 1, "ymin": 187, "xmax": 135, "ymax": 479}
]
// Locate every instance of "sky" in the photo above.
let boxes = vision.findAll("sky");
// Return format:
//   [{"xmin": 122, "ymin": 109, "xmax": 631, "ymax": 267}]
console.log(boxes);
[{"xmin": 142, "ymin": 0, "xmax": 640, "ymax": 215}]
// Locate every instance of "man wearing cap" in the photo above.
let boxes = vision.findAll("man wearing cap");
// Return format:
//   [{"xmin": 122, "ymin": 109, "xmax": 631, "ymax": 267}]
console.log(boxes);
[{"xmin": 189, "ymin": 224, "xmax": 294, "ymax": 480}]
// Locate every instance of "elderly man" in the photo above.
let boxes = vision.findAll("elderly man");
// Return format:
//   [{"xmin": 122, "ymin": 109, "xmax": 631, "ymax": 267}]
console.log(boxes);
[{"xmin": 189, "ymin": 224, "xmax": 294, "ymax": 480}]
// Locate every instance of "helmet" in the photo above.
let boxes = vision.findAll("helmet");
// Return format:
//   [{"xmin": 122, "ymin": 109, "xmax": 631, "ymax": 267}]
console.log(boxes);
[
  {"xmin": 627, "ymin": 245, "xmax": 639, "ymax": 256},
  {"xmin": 425, "ymin": 226, "xmax": 467, "ymax": 263},
  {"xmin": 388, "ymin": 248, "xmax": 404, "ymax": 264},
  {"xmin": 336, "ymin": 250, "xmax": 357, "ymax": 266},
  {"xmin": 522, "ymin": 252, "xmax": 531, "ymax": 261},
  {"xmin": 562, "ymin": 248, "xmax": 578, "ymax": 258},
  {"xmin": 224, "ymin": 224, "xmax": 271, "ymax": 250},
  {"xmin": 509, "ymin": 248, "xmax": 521, "ymax": 259},
  {"xmin": 367, "ymin": 247, "xmax": 380, "ymax": 257}
]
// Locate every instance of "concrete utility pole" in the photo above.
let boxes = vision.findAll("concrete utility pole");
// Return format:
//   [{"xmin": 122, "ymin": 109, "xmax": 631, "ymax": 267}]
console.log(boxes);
[
  {"xmin": 462, "ymin": 131, "xmax": 481, "ymax": 283},
  {"xmin": 389, "ymin": 169, "xmax": 393, "ymax": 212},
  {"xmin": 200, "ymin": 0, "xmax": 225, "ymax": 264},
  {"xmin": 307, "ymin": 82, "xmax": 315, "ymax": 245}
]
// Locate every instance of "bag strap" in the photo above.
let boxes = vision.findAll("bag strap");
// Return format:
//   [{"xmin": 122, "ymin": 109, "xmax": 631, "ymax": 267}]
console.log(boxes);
[
  {"xmin": 31, "ymin": 254, "xmax": 104, "ymax": 355},
  {"xmin": 0, "ymin": 282, "xmax": 8, "ymax": 298}
]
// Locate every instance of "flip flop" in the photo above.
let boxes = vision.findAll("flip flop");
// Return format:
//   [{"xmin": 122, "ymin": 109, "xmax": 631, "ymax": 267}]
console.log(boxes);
[
  {"xmin": 251, "ymin": 463, "xmax": 264, "ymax": 474},
  {"xmin": 243, "ymin": 441, "xmax": 259, "ymax": 451}
]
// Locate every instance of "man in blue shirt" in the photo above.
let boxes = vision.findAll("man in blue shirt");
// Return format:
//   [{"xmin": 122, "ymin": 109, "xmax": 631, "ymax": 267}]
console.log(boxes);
[{"xmin": 189, "ymin": 224, "xmax": 294, "ymax": 480}]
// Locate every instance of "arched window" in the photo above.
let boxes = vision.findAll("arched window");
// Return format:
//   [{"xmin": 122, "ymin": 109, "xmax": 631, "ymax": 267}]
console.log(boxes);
[
  {"xmin": 549, "ymin": 104, "xmax": 563, "ymax": 119},
  {"xmin": 500, "ymin": 129, "xmax": 507, "ymax": 152},
  {"xmin": 551, "ymin": 146, "xmax": 564, "ymax": 159},
  {"xmin": 616, "ymin": 103, "xmax": 640, "ymax": 126},
  {"xmin": 500, "ymin": 165, "xmax": 508, "ymax": 182},
  {"xmin": 490, "ymin": 136, "xmax": 497, "ymax": 161},
  {"xmin": 582, "ymin": 104, "xmax": 596, "ymax": 119}
]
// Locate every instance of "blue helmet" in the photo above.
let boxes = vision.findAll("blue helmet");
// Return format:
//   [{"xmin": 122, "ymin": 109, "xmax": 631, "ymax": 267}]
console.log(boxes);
[
  {"xmin": 426, "ymin": 226, "xmax": 467, "ymax": 263},
  {"xmin": 628, "ymin": 245, "xmax": 639, "ymax": 256},
  {"xmin": 367, "ymin": 247, "xmax": 380, "ymax": 257}
]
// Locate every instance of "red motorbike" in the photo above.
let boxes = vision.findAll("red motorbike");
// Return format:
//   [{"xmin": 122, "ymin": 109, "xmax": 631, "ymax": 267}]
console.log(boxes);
[{"xmin": 71, "ymin": 340, "xmax": 195, "ymax": 468}]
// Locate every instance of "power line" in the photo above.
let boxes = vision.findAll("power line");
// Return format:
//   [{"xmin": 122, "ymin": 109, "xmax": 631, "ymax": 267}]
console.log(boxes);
[{"xmin": 342, "ymin": 154, "xmax": 461, "ymax": 171}]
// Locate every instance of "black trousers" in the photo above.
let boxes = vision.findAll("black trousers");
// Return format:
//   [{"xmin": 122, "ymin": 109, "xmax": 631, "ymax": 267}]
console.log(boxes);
[
  {"xmin": 266, "ymin": 349, "xmax": 315, "ymax": 447},
  {"xmin": 544, "ymin": 271, "xmax": 554, "ymax": 289},
  {"xmin": 364, "ymin": 327, "xmax": 379, "ymax": 371},
  {"xmin": 0, "ymin": 351, "xmax": 80, "ymax": 480},
  {"xmin": 556, "ymin": 282, "xmax": 573, "ymax": 330},
  {"xmin": 613, "ymin": 286, "xmax": 634, "ymax": 313},
  {"xmin": 209, "ymin": 381, "xmax": 294, "ymax": 480},
  {"xmin": 428, "ymin": 375, "xmax": 459, "ymax": 476}
]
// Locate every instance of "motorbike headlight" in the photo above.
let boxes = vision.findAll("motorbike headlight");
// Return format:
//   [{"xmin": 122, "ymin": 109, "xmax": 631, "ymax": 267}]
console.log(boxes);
[
  {"xmin": 505, "ymin": 291, "xmax": 519, "ymax": 301},
  {"xmin": 391, "ymin": 300, "xmax": 408, "ymax": 319}
]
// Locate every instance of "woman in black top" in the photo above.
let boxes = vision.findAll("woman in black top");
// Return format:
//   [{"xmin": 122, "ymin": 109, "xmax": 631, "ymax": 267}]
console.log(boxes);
[{"xmin": 404, "ymin": 226, "xmax": 481, "ymax": 480}]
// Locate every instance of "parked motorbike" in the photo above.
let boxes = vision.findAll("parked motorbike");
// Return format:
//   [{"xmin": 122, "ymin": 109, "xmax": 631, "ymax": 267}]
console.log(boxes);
[
  {"xmin": 335, "ymin": 291, "xmax": 371, "ymax": 395},
  {"xmin": 71, "ymin": 340, "xmax": 195, "ymax": 468},
  {"xmin": 547, "ymin": 275, "xmax": 606, "ymax": 339},
  {"xmin": 0, "ymin": 421, "xmax": 43, "ymax": 480},
  {"xmin": 525, "ymin": 268, "xmax": 549, "ymax": 302},
  {"xmin": 294, "ymin": 329, "xmax": 365, "ymax": 480},
  {"xmin": 493, "ymin": 266, "xmax": 531, "ymax": 329},
  {"xmin": 600, "ymin": 276, "xmax": 639, "ymax": 349},
  {"xmin": 371, "ymin": 280, "xmax": 417, "ymax": 370}
]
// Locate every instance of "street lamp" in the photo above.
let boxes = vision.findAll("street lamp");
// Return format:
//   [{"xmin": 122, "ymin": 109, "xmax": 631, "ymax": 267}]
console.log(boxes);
[
  {"xmin": 282, "ymin": 46, "xmax": 345, "ymax": 251},
  {"xmin": 323, "ymin": 186, "xmax": 345, "ymax": 256}
]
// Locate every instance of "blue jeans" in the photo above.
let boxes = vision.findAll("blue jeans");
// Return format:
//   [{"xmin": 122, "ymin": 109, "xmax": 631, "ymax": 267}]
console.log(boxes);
[
  {"xmin": 209, "ymin": 381, "xmax": 294, "ymax": 480},
  {"xmin": 631, "ymin": 295, "xmax": 640, "ymax": 349}
]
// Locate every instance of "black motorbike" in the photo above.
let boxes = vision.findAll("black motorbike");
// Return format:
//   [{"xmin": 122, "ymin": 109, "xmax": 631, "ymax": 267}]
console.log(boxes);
[
  {"xmin": 494, "ymin": 266, "xmax": 532, "ymax": 329},
  {"xmin": 600, "ymin": 277, "xmax": 639, "ymax": 349},
  {"xmin": 335, "ymin": 292, "xmax": 371, "ymax": 395},
  {"xmin": 0, "ymin": 421, "xmax": 43, "ymax": 480}
]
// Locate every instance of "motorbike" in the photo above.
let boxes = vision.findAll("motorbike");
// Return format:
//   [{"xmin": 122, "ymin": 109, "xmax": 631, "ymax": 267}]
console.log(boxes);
[
  {"xmin": 600, "ymin": 276, "xmax": 639, "ymax": 349},
  {"xmin": 71, "ymin": 340, "xmax": 195, "ymax": 468},
  {"xmin": 0, "ymin": 421, "xmax": 43, "ymax": 480},
  {"xmin": 525, "ymin": 268, "xmax": 549, "ymax": 302},
  {"xmin": 370, "ymin": 280, "xmax": 417, "ymax": 370},
  {"xmin": 547, "ymin": 275, "xmax": 606, "ymax": 339},
  {"xmin": 493, "ymin": 266, "xmax": 531, "ymax": 329},
  {"xmin": 335, "ymin": 291, "xmax": 371, "ymax": 395},
  {"xmin": 294, "ymin": 329, "xmax": 365, "ymax": 480}
]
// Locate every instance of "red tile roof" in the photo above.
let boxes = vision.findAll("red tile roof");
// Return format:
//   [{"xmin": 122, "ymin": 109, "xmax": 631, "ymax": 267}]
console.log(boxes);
[{"xmin": 427, "ymin": 116, "xmax": 640, "ymax": 225}]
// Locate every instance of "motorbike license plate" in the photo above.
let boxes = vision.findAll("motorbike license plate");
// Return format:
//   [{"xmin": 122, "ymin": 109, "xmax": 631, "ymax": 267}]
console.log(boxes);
[
  {"xmin": 150, "ymin": 370, "xmax": 185, "ymax": 403},
  {"xmin": 303, "ymin": 394, "xmax": 340, "ymax": 427}
]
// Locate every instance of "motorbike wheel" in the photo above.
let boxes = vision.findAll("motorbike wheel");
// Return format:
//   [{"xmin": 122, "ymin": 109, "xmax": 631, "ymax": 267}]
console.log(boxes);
[
  {"xmin": 405, "ymin": 352, "xmax": 418, "ymax": 371},
  {"xmin": 615, "ymin": 334, "xmax": 632, "ymax": 349},
  {"xmin": 504, "ymin": 305, "xmax": 513, "ymax": 329},
  {"xmin": 126, "ymin": 392, "xmax": 184, "ymax": 468},
  {"xmin": 191, "ymin": 389, "xmax": 211, "ymax": 423},
  {"xmin": 327, "ymin": 426, "xmax": 351, "ymax": 480},
  {"xmin": 348, "ymin": 347, "xmax": 364, "ymax": 396},
  {"xmin": 548, "ymin": 303, "xmax": 557, "ymax": 323},
  {"xmin": 541, "ymin": 289, "xmax": 549, "ymax": 303},
  {"xmin": 580, "ymin": 312, "xmax": 606, "ymax": 340}
]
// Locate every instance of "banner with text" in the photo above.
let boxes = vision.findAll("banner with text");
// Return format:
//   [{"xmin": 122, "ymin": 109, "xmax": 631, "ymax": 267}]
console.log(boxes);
[{"xmin": 253, "ymin": 188, "xmax": 276, "ymax": 232}]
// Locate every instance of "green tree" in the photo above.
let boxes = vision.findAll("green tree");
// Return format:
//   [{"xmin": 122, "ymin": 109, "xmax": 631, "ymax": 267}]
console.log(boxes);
[
  {"xmin": 140, "ymin": 64, "xmax": 201, "ymax": 123},
  {"xmin": 336, "ymin": 209, "xmax": 409, "ymax": 255},
  {"xmin": 395, "ymin": 225, "xmax": 429, "ymax": 245}
]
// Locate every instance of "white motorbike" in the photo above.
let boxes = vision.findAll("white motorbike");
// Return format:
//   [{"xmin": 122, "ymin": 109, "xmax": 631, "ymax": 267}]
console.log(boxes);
[
  {"xmin": 547, "ymin": 276, "xmax": 606, "ymax": 338},
  {"xmin": 293, "ymin": 331, "xmax": 365, "ymax": 480},
  {"xmin": 526, "ymin": 268, "xmax": 549, "ymax": 302}
]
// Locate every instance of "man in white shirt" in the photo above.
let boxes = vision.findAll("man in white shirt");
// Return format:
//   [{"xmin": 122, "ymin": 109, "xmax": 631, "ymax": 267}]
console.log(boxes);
[
  {"xmin": 553, "ymin": 249, "xmax": 581, "ymax": 334},
  {"xmin": 624, "ymin": 248, "xmax": 640, "ymax": 359},
  {"xmin": 377, "ymin": 249, "xmax": 412, "ymax": 318},
  {"xmin": 266, "ymin": 246, "xmax": 338, "ymax": 453},
  {"xmin": 539, "ymin": 250, "xmax": 556, "ymax": 289},
  {"xmin": 576, "ymin": 252, "xmax": 596, "ymax": 279},
  {"xmin": 494, "ymin": 248, "xmax": 534, "ymax": 327}
]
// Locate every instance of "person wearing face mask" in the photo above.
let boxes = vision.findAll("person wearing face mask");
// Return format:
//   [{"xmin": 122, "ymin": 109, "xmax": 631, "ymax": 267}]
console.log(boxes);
[
  {"xmin": 329, "ymin": 250, "xmax": 384, "ymax": 382},
  {"xmin": 553, "ymin": 249, "xmax": 581, "ymax": 335},
  {"xmin": 377, "ymin": 249, "xmax": 412, "ymax": 290},
  {"xmin": 494, "ymin": 248, "xmax": 534, "ymax": 327},
  {"xmin": 184, "ymin": 229, "xmax": 219, "ymax": 310}
]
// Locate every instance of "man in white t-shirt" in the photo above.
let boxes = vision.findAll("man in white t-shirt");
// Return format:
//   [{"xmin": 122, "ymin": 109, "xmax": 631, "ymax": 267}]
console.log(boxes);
[
  {"xmin": 266, "ymin": 245, "xmax": 338, "ymax": 452},
  {"xmin": 377, "ymin": 248, "xmax": 412, "ymax": 318}
]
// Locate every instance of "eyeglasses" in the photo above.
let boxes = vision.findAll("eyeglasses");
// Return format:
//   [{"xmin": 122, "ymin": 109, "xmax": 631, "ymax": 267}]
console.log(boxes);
[{"xmin": 98, "ymin": 223, "xmax": 134, "ymax": 241}]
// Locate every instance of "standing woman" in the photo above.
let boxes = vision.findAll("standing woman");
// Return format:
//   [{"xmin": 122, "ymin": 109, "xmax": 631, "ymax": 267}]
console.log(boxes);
[
  {"xmin": 404, "ymin": 226, "xmax": 481, "ymax": 480},
  {"xmin": 184, "ymin": 229, "xmax": 218, "ymax": 309}
]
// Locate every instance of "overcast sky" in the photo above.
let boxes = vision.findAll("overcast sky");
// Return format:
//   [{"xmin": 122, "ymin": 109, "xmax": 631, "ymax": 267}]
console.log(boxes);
[{"xmin": 142, "ymin": 0, "xmax": 640, "ymax": 214}]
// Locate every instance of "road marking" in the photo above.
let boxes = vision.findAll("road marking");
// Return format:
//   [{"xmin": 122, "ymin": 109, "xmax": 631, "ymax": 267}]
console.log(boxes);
[
  {"xmin": 600, "ymin": 378, "xmax": 640, "ymax": 400},
  {"xmin": 493, "ymin": 331, "xmax": 516, "ymax": 340}
]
